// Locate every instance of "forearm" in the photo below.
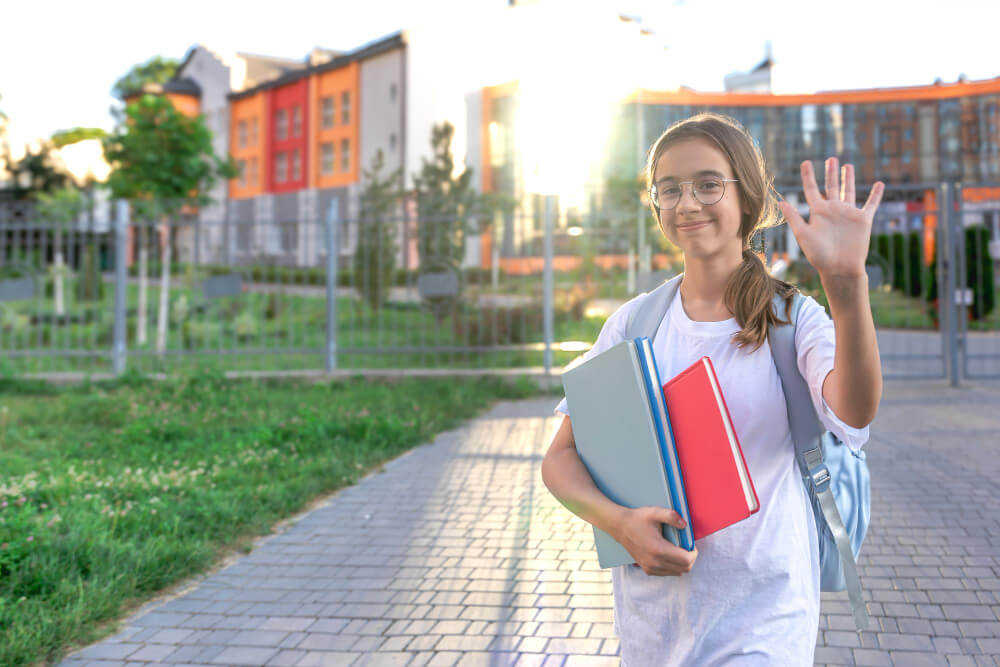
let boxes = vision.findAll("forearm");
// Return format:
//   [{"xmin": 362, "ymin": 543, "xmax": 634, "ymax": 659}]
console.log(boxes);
[
  {"xmin": 819, "ymin": 273, "xmax": 883, "ymax": 428},
  {"xmin": 542, "ymin": 443, "xmax": 629, "ymax": 542}
]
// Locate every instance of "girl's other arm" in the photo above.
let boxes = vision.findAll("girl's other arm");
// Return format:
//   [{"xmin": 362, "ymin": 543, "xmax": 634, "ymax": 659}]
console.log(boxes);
[{"xmin": 542, "ymin": 415, "xmax": 697, "ymax": 576}]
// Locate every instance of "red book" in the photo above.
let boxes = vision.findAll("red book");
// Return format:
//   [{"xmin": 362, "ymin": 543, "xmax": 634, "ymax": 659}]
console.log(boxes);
[{"xmin": 662, "ymin": 356, "xmax": 760, "ymax": 541}]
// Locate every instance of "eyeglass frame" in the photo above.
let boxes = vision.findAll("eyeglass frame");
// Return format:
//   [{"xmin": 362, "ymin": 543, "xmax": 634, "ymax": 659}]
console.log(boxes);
[{"xmin": 649, "ymin": 178, "xmax": 740, "ymax": 211}]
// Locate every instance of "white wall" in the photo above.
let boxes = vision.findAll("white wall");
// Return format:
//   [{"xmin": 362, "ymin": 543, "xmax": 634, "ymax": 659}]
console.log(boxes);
[{"xmin": 360, "ymin": 48, "xmax": 405, "ymax": 179}]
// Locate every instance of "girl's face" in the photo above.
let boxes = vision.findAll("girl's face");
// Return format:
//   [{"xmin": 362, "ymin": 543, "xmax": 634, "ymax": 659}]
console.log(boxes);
[{"xmin": 652, "ymin": 137, "xmax": 746, "ymax": 262}]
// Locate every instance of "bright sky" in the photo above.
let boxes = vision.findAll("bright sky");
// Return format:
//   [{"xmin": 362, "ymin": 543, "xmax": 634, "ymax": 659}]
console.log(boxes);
[{"xmin": 3, "ymin": 0, "xmax": 999, "ymax": 152}]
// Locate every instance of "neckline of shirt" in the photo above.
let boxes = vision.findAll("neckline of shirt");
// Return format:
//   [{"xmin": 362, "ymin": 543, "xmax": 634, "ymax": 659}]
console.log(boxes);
[{"xmin": 667, "ymin": 292, "xmax": 741, "ymax": 337}]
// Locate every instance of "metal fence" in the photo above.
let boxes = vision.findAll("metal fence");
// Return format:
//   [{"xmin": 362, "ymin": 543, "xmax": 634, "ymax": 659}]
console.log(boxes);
[{"xmin": 0, "ymin": 185, "xmax": 997, "ymax": 383}]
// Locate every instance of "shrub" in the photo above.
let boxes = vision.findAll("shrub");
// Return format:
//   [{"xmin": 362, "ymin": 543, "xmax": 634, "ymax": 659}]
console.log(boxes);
[
  {"xmin": 965, "ymin": 225, "xmax": 995, "ymax": 321},
  {"xmin": 906, "ymin": 231, "xmax": 924, "ymax": 297}
]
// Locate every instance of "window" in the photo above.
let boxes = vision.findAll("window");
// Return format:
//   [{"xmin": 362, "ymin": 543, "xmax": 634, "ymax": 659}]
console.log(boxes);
[
  {"xmin": 250, "ymin": 118, "xmax": 258, "ymax": 146},
  {"xmin": 275, "ymin": 151, "xmax": 287, "ymax": 183},
  {"xmin": 902, "ymin": 151, "xmax": 912, "ymax": 165},
  {"xmin": 281, "ymin": 222, "xmax": 298, "ymax": 252},
  {"xmin": 238, "ymin": 159, "xmax": 247, "ymax": 187},
  {"xmin": 293, "ymin": 106, "xmax": 302, "ymax": 137},
  {"xmin": 390, "ymin": 83, "xmax": 398, "ymax": 102},
  {"xmin": 249, "ymin": 158, "xmax": 258, "ymax": 186},
  {"xmin": 904, "ymin": 127, "xmax": 913, "ymax": 142},
  {"xmin": 340, "ymin": 138, "xmax": 350, "ymax": 171},
  {"xmin": 341, "ymin": 91, "xmax": 350, "ymax": 124},
  {"xmin": 322, "ymin": 96, "xmax": 335, "ymax": 129},
  {"xmin": 276, "ymin": 109, "xmax": 288, "ymax": 140},
  {"xmin": 292, "ymin": 149, "xmax": 301, "ymax": 181},
  {"xmin": 238, "ymin": 120, "xmax": 247, "ymax": 148},
  {"xmin": 389, "ymin": 132, "xmax": 397, "ymax": 152},
  {"xmin": 321, "ymin": 142, "xmax": 334, "ymax": 174}
]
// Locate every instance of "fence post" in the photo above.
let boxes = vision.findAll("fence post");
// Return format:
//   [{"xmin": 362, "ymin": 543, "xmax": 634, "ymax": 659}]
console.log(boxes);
[
  {"xmin": 325, "ymin": 199, "xmax": 339, "ymax": 373},
  {"xmin": 953, "ymin": 183, "xmax": 969, "ymax": 381},
  {"xmin": 543, "ymin": 195, "xmax": 554, "ymax": 376},
  {"xmin": 941, "ymin": 183, "xmax": 960, "ymax": 387},
  {"xmin": 112, "ymin": 200, "xmax": 129, "ymax": 376}
]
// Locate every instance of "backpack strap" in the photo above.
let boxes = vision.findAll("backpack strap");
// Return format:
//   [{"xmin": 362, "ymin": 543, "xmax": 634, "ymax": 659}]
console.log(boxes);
[
  {"xmin": 769, "ymin": 293, "xmax": 869, "ymax": 631},
  {"xmin": 625, "ymin": 273, "xmax": 684, "ymax": 341}
]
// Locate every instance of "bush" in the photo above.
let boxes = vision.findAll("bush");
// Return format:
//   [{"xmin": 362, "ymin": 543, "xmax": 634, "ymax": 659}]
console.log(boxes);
[
  {"xmin": 906, "ymin": 231, "xmax": 924, "ymax": 297},
  {"xmin": 453, "ymin": 304, "xmax": 542, "ymax": 345},
  {"xmin": 965, "ymin": 225, "xmax": 995, "ymax": 321},
  {"xmin": 890, "ymin": 233, "xmax": 906, "ymax": 292}
]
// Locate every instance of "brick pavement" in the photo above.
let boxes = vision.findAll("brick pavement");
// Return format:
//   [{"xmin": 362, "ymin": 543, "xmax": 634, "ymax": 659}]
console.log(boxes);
[{"xmin": 57, "ymin": 379, "xmax": 1000, "ymax": 667}]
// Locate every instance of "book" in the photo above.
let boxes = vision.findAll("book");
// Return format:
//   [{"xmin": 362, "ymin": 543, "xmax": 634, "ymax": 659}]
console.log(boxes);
[
  {"xmin": 661, "ymin": 356, "xmax": 760, "ymax": 541},
  {"xmin": 561, "ymin": 339, "xmax": 692, "ymax": 569}
]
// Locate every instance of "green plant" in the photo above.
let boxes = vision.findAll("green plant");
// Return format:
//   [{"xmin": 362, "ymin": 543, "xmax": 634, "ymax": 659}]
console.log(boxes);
[
  {"xmin": 906, "ymin": 231, "xmax": 924, "ymax": 298},
  {"xmin": 964, "ymin": 225, "xmax": 995, "ymax": 320}
]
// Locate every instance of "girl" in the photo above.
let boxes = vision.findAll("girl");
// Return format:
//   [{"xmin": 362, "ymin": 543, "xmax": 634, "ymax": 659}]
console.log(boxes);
[{"xmin": 541, "ymin": 112, "xmax": 883, "ymax": 665}]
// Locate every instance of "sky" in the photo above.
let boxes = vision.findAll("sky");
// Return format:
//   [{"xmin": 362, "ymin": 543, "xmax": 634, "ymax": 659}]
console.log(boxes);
[{"xmin": 3, "ymin": 0, "xmax": 999, "ymax": 152}]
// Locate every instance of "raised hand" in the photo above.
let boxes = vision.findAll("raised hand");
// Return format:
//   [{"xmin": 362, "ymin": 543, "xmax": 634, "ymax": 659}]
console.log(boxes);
[{"xmin": 777, "ymin": 158, "xmax": 884, "ymax": 281}]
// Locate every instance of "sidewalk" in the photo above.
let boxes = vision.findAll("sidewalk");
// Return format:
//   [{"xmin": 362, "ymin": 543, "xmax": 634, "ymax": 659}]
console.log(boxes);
[{"xmin": 57, "ymin": 379, "xmax": 1000, "ymax": 667}]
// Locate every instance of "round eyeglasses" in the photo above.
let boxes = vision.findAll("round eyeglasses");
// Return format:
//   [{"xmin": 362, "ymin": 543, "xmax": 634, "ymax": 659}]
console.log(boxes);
[{"xmin": 649, "ymin": 178, "xmax": 739, "ymax": 210}]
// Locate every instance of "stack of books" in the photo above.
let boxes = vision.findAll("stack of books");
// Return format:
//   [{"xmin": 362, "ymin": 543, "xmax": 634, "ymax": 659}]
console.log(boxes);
[{"xmin": 561, "ymin": 338, "xmax": 759, "ymax": 568}]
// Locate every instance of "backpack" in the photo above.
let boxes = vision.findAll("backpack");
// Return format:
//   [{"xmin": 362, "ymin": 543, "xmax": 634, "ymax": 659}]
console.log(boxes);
[{"xmin": 623, "ymin": 274, "xmax": 871, "ymax": 630}]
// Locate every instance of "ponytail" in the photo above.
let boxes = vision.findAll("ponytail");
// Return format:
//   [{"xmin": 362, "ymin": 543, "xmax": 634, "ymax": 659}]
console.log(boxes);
[{"xmin": 725, "ymin": 248, "xmax": 797, "ymax": 352}]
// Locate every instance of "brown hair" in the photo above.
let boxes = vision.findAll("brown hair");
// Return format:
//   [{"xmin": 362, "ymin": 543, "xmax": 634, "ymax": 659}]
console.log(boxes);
[{"xmin": 645, "ymin": 112, "xmax": 797, "ymax": 351}]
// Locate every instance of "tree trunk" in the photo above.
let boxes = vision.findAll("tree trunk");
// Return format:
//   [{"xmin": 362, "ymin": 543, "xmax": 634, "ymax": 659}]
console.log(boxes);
[
  {"xmin": 138, "ymin": 224, "xmax": 148, "ymax": 345},
  {"xmin": 155, "ymin": 220, "xmax": 172, "ymax": 357}
]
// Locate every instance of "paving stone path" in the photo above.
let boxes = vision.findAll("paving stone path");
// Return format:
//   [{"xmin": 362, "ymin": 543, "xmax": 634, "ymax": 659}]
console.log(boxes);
[{"xmin": 58, "ymin": 379, "xmax": 1000, "ymax": 666}]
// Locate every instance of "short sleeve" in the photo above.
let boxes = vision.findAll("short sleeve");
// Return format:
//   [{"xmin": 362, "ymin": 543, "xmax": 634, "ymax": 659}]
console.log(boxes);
[
  {"xmin": 553, "ymin": 294, "xmax": 647, "ymax": 418},
  {"xmin": 793, "ymin": 296, "xmax": 871, "ymax": 452}
]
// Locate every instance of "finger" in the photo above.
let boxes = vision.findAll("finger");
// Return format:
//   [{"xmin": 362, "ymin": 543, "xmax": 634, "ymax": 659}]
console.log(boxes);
[
  {"xmin": 654, "ymin": 507, "xmax": 687, "ymax": 530},
  {"xmin": 861, "ymin": 181, "xmax": 885, "ymax": 218},
  {"xmin": 825, "ymin": 157, "xmax": 839, "ymax": 201},
  {"xmin": 842, "ymin": 164, "xmax": 856, "ymax": 206},
  {"xmin": 800, "ymin": 160, "xmax": 822, "ymax": 207},
  {"xmin": 778, "ymin": 200, "xmax": 809, "ymax": 239}
]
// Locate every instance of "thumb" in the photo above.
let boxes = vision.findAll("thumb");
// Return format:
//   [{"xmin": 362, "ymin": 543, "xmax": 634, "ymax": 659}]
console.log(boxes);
[
  {"xmin": 655, "ymin": 507, "xmax": 687, "ymax": 530},
  {"xmin": 778, "ymin": 200, "xmax": 808, "ymax": 240}
]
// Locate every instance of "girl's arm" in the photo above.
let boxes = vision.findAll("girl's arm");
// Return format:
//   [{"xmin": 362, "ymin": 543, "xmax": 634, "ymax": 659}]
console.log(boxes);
[{"xmin": 779, "ymin": 158, "xmax": 885, "ymax": 429}]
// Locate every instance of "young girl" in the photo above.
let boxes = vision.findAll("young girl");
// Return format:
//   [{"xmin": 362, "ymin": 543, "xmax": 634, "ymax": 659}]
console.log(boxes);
[{"xmin": 541, "ymin": 112, "xmax": 883, "ymax": 665}]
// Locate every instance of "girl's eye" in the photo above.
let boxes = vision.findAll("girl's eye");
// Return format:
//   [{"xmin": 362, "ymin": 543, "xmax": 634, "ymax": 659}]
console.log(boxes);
[
  {"xmin": 662, "ymin": 187, "xmax": 681, "ymax": 197},
  {"xmin": 696, "ymin": 180, "xmax": 721, "ymax": 192}
]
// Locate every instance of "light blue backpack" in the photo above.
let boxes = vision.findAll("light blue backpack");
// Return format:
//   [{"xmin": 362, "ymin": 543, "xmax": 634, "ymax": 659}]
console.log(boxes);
[{"xmin": 624, "ymin": 274, "xmax": 871, "ymax": 630}]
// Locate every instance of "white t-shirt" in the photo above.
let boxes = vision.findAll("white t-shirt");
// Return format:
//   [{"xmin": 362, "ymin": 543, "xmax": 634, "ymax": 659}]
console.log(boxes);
[{"xmin": 553, "ymin": 290, "xmax": 869, "ymax": 666}]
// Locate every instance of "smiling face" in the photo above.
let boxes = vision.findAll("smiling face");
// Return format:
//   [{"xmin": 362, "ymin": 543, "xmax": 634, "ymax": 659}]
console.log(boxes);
[{"xmin": 652, "ymin": 137, "xmax": 747, "ymax": 263}]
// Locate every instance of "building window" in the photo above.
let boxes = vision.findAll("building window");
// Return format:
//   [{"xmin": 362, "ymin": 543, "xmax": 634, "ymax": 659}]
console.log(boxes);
[
  {"xmin": 340, "ymin": 138, "xmax": 350, "ymax": 171},
  {"xmin": 292, "ymin": 149, "xmax": 301, "ymax": 181},
  {"xmin": 321, "ymin": 142, "xmax": 334, "ymax": 174},
  {"xmin": 276, "ymin": 109, "xmax": 288, "ymax": 140},
  {"xmin": 281, "ymin": 222, "xmax": 298, "ymax": 252},
  {"xmin": 390, "ymin": 83, "xmax": 397, "ymax": 102},
  {"xmin": 249, "ymin": 158, "xmax": 258, "ymax": 186},
  {"xmin": 238, "ymin": 120, "xmax": 247, "ymax": 148},
  {"xmin": 250, "ymin": 118, "xmax": 258, "ymax": 146},
  {"xmin": 902, "ymin": 150, "xmax": 912, "ymax": 165},
  {"xmin": 293, "ymin": 106, "xmax": 302, "ymax": 137},
  {"xmin": 275, "ymin": 151, "xmax": 287, "ymax": 183},
  {"xmin": 341, "ymin": 91, "xmax": 350, "ymax": 124},
  {"xmin": 238, "ymin": 159, "xmax": 247, "ymax": 187},
  {"xmin": 904, "ymin": 127, "xmax": 913, "ymax": 142},
  {"xmin": 389, "ymin": 133, "xmax": 397, "ymax": 152},
  {"xmin": 322, "ymin": 96, "xmax": 335, "ymax": 129}
]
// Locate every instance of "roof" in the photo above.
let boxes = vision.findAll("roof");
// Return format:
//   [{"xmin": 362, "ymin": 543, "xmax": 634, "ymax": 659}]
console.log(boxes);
[{"xmin": 229, "ymin": 31, "xmax": 404, "ymax": 101}]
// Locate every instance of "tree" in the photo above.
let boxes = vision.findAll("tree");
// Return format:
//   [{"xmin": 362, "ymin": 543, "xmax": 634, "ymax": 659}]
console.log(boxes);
[
  {"xmin": 51, "ymin": 127, "xmax": 108, "ymax": 148},
  {"xmin": 35, "ymin": 186, "xmax": 85, "ymax": 314},
  {"xmin": 103, "ymin": 94, "xmax": 237, "ymax": 356},
  {"xmin": 1, "ymin": 141, "xmax": 70, "ymax": 201},
  {"xmin": 354, "ymin": 149, "xmax": 401, "ymax": 313},
  {"xmin": 412, "ymin": 122, "xmax": 477, "ymax": 271},
  {"xmin": 111, "ymin": 56, "xmax": 179, "ymax": 101}
]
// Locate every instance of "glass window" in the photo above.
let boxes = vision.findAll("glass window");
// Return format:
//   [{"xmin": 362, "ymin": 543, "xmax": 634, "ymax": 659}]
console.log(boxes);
[
  {"xmin": 321, "ymin": 142, "xmax": 334, "ymax": 174},
  {"xmin": 250, "ymin": 118, "xmax": 258, "ymax": 146},
  {"xmin": 275, "ymin": 152, "xmax": 287, "ymax": 183},
  {"xmin": 904, "ymin": 128, "xmax": 913, "ymax": 142},
  {"xmin": 389, "ymin": 133, "xmax": 397, "ymax": 152},
  {"xmin": 902, "ymin": 151, "xmax": 912, "ymax": 165},
  {"xmin": 276, "ymin": 110, "xmax": 288, "ymax": 140},
  {"xmin": 341, "ymin": 91, "xmax": 351, "ymax": 124},
  {"xmin": 292, "ymin": 149, "xmax": 301, "ymax": 181},
  {"xmin": 293, "ymin": 106, "xmax": 302, "ymax": 137},
  {"xmin": 322, "ymin": 96, "xmax": 335, "ymax": 129},
  {"xmin": 249, "ymin": 158, "xmax": 258, "ymax": 186},
  {"xmin": 238, "ymin": 159, "xmax": 247, "ymax": 187},
  {"xmin": 390, "ymin": 83, "xmax": 398, "ymax": 102},
  {"xmin": 238, "ymin": 120, "xmax": 247, "ymax": 149},
  {"xmin": 340, "ymin": 138, "xmax": 350, "ymax": 171},
  {"xmin": 281, "ymin": 222, "xmax": 298, "ymax": 252}
]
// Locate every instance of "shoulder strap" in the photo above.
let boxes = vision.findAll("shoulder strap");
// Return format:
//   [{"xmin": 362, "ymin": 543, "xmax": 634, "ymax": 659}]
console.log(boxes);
[
  {"xmin": 768, "ymin": 292, "xmax": 870, "ymax": 631},
  {"xmin": 625, "ymin": 273, "xmax": 684, "ymax": 341}
]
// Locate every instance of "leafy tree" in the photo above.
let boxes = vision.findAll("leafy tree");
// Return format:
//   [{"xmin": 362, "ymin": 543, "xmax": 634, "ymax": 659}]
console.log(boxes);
[
  {"xmin": 354, "ymin": 149, "xmax": 401, "ymax": 313},
  {"xmin": 412, "ymin": 122, "xmax": 477, "ymax": 271},
  {"xmin": 51, "ymin": 127, "xmax": 108, "ymax": 148},
  {"xmin": 965, "ymin": 225, "xmax": 995, "ymax": 321},
  {"xmin": 111, "ymin": 56, "xmax": 179, "ymax": 101},
  {"xmin": 103, "ymin": 94, "xmax": 237, "ymax": 356},
  {"xmin": 1, "ymin": 141, "xmax": 70, "ymax": 201},
  {"xmin": 35, "ymin": 187, "xmax": 85, "ymax": 313}
]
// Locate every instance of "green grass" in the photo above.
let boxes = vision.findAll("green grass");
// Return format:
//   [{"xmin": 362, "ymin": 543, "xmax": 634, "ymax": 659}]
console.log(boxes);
[{"xmin": 0, "ymin": 371, "xmax": 548, "ymax": 666}]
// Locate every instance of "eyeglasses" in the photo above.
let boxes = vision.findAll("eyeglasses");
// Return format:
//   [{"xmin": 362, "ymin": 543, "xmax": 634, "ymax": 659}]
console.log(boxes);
[{"xmin": 649, "ymin": 178, "xmax": 739, "ymax": 210}]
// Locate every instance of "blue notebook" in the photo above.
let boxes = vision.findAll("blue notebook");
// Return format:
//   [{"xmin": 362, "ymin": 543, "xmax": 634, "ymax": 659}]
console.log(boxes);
[{"xmin": 561, "ymin": 338, "xmax": 694, "ymax": 569}]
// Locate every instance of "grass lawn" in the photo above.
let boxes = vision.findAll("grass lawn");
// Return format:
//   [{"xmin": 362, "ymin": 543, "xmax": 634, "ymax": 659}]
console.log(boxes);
[{"xmin": 0, "ymin": 371, "xmax": 550, "ymax": 666}]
